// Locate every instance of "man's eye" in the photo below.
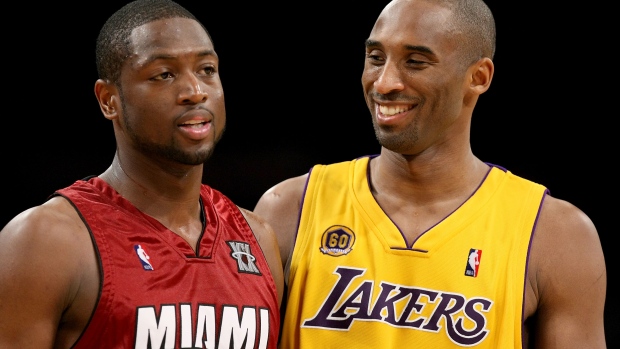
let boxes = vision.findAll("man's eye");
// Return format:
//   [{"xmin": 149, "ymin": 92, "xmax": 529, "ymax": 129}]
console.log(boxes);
[
  {"xmin": 366, "ymin": 53, "xmax": 384, "ymax": 63},
  {"xmin": 201, "ymin": 66, "xmax": 216, "ymax": 75},
  {"xmin": 407, "ymin": 54, "xmax": 431, "ymax": 66},
  {"xmin": 153, "ymin": 72, "xmax": 173, "ymax": 81}
]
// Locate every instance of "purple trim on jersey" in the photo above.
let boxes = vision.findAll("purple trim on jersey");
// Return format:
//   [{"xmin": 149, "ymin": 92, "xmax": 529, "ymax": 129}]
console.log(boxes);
[
  {"xmin": 485, "ymin": 162, "xmax": 508, "ymax": 172},
  {"xmin": 297, "ymin": 155, "xmax": 378, "ymax": 242},
  {"xmin": 391, "ymin": 164, "xmax": 494, "ymax": 249},
  {"xmin": 358, "ymin": 154, "xmax": 380, "ymax": 160},
  {"xmin": 487, "ymin": 163, "xmax": 552, "ymax": 197},
  {"xmin": 521, "ymin": 187, "xmax": 550, "ymax": 347}
]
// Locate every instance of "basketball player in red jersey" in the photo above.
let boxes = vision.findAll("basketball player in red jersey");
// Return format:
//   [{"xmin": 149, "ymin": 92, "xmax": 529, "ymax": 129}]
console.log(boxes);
[{"xmin": 0, "ymin": 1, "xmax": 283, "ymax": 348}]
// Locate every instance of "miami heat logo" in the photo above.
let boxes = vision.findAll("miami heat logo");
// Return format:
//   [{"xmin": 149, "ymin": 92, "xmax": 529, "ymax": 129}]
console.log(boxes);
[
  {"xmin": 320, "ymin": 225, "xmax": 356, "ymax": 256},
  {"xmin": 227, "ymin": 241, "xmax": 261, "ymax": 275}
]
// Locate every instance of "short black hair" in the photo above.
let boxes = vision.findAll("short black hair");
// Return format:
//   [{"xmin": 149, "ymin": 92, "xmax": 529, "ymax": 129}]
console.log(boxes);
[
  {"xmin": 95, "ymin": 0, "xmax": 210, "ymax": 84},
  {"xmin": 451, "ymin": 0, "xmax": 496, "ymax": 62},
  {"xmin": 430, "ymin": 0, "xmax": 495, "ymax": 68}
]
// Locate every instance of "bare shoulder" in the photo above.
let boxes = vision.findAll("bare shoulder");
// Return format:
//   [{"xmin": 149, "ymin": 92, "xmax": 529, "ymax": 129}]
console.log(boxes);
[
  {"xmin": 531, "ymin": 195, "xmax": 604, "ymax": 274},
  {"xmin": 254, "ymin": 174, "xmax": 309, "ymax": 213},
  {"xmin": 253, "ymin": 174, "xmax": 309, "ymax": 267},
  {"xmin": 526, "ymin": 194, "xmax": 606, "ymax": 347},
  {"xmin": 0, "ymin": 196, "xmax": 91, "ymax": 266},
  {"xmin": 0, "ymin": 196, "xmax": 97, "ymax": 347},
  {"xmin": 239, "ymin": 207, "xmax": 276, "ymax": 245},
  {"xmin": 253, "ymin": 173, "xmax": 308, "ymax": 234}
]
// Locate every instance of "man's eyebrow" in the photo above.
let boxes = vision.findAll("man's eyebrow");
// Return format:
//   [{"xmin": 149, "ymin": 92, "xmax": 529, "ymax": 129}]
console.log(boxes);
[
  {"xmin": 196, "ymin": 49, "xmax": 217, "ymax": 58},
  {"xmin": 136, "ymin": 49, "xmax": 217, "ymax": 68},
  {"xmin": 404, "ymin": 44, "xmax": 433, "ymax": 55},
  {"xmin": 365, "ymin": 39, "xmax": 381, "ymax": 48},
  {"xmin": 365, "ymin": 40, "xmax": 434, "ymax": 55}
]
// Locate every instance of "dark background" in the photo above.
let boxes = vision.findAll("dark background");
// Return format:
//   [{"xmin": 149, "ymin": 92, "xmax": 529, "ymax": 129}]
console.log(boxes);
[{"xmin": 4, "ymin": 1, "xmax": 615, "ymax": 345}]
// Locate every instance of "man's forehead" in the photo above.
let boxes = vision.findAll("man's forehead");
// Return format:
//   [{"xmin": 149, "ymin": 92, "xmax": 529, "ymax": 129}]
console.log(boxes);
[
  {"xmin": 129, "ymin": 17, "xmax": 212, "ymax": 50},
  {"xmin": 125, "ymin": 18, "xmax": 216, "ymax": 69},
  {"xmin": 369, "ymin": 2, "xmax": 457, "ymax": 47}
]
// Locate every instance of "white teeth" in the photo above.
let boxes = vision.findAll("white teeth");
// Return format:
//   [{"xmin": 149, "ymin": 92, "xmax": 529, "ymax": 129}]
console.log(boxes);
[{"xmin": 379, "ymin": 104, "xmax": 411, "ymax": 116}]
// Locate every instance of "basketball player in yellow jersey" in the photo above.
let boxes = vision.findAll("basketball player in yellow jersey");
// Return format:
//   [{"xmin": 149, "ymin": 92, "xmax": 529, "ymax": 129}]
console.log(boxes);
[{"xmin": 254, "ymin": 0, "xmax": 607, "ymax": 348}]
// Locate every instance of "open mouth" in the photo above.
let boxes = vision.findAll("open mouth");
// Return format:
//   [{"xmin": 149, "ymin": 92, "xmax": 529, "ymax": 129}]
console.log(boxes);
[{"xmin": 378, "ymin": 104, "xmax": 414, "ymax": 116}]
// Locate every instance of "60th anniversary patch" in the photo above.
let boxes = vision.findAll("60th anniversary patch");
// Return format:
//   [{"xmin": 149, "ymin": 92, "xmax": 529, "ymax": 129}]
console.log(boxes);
[{"xmin": 320, "ymin": 225, "xmax": 356, "ymax": 256}]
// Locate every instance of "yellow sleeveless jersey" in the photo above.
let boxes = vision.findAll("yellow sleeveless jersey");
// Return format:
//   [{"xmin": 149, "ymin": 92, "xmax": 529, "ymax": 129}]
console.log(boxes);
[{"xmin": 281, "ymin": 156, "xmax": 548, "ymax": 348}]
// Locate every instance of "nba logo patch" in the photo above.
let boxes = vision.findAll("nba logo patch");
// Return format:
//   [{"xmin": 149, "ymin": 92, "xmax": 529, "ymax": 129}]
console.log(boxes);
[
  {"xmin": 464, "ymin": 248, "xmax": 482, "ymax": 277},
  {"xmin": 134, "ymin": 244, "xmax": 154, "ymax": 271}
]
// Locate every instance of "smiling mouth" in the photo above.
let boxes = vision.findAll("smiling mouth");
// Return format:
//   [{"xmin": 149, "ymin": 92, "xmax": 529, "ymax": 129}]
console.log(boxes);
[{"xmin": 378, "ymin": 104, "xmax": 414, "ymax": 116}]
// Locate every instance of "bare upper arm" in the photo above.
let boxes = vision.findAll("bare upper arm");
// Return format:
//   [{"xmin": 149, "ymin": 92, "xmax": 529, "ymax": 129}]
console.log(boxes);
[
  {"xmin": 253, "ymin": 174, "xmax": 308, "ymax": 270},
  {"xmin": 0, "ymin": 197, "xmax": 98, "ymax": 348},
  {"xmin": 526, "ymin": 195, "xmax": 606, "ymax": 348},
  {"xmin": 240, "ymin": 208, "xmax": 284, "ymax": 308}
]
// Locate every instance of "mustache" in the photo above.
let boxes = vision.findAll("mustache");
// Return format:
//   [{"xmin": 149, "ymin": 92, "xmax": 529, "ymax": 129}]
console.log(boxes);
[{"xmin": 370, "ymin": 92, "xmax": 419, "ymax": 104}]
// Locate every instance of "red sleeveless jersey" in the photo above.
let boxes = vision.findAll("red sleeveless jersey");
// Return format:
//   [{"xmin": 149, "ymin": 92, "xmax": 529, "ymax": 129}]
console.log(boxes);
[{"xmin": 55, "ymin": 177, "xmax": 279, "ymax": 349}]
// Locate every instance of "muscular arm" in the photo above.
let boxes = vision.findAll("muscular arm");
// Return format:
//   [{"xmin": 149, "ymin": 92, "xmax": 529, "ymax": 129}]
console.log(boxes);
[
  {"xmin": 526, "ymin": 196, "xmax": 607, "ymax": 348},
  {"xmin": 253, "ymin": 174, "xmax": 308, "ymax": 273},
  {"xmin": 0, "ymin": 197, "xmax": 98, "ymax": 349},
  {"xmin": 240, "ymin": 208, "xmax": 285, "ymax": 307}
]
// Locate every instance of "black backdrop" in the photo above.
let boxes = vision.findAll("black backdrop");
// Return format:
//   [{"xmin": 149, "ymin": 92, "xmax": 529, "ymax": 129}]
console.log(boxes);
[{"xmin": 4, "ymin": 1, "xmax": 616, "ymax": 345}]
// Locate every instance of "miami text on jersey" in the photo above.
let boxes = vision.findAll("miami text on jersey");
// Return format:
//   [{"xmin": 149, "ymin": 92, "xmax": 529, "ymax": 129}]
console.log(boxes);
[
  {"xmin": 302, "ymin": 266, "xmax": 492, "ymax": 346},
  {"xmin": 135, "ymin": 304, "xmax": 271, "ymax": 349}
]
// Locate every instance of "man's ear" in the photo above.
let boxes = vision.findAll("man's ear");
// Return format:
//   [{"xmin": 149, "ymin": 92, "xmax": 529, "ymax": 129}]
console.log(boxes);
[
  {"xmin": 469, "ymin": 57, "xmax": 494, "ymax": 94},
  {"xmin": 94, "ymin": 79, "xmax": 120, "ymax": 120}
]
